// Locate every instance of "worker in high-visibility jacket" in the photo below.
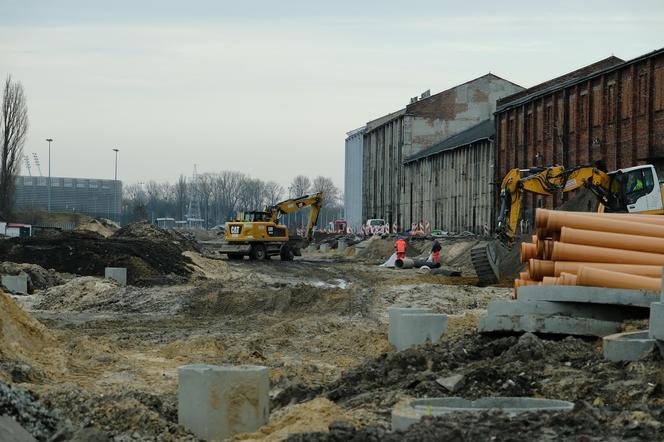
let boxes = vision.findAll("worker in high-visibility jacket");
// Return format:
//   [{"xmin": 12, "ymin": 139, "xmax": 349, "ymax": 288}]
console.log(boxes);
[
  {"xmin": 395, "ymin": 236, "xmax": 407, "ymax": 260},
  {"xmin": 431, "ymin": 239, "xmax": 442, "ymax": 265}
]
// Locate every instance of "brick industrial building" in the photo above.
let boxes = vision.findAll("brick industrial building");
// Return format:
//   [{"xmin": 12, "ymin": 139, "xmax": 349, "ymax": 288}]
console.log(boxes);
[
  {"xmin": 495, "ymin": 48, "xmax": 664, "ymax": 224},
  {"xmin": 362, "ymin": 74, "xmax": 523, "ymax": 229}
]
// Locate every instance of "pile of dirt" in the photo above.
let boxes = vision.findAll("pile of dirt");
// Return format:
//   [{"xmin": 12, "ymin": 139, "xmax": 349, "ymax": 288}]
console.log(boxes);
[
  {"xmin": 272, "ymin": 332, "xmax": 664, "ymax": 430},
  {"xmin": 353, "ymin": 237, "xmax": 422, "ymax": 260},
  {"xmin": 234, "ymin": 397, "xmax": 358, "ymax": 441},
  {"xmin": 0, "ymin": 381, "xmax": 62, "ymax": 441},
  {"xmin": 41, "ymin": 387, "xmax": 196, "ymax": 441},
  {"xmin": 287, "ymin": 403, "xmax": 664, "ymax": 441},
  {"xmin": 74, "ymin": 218, "xmax": 118, "ymax": 238},
  {"xmin": 0, "ymin": 230, "xmax": 194, "ymax": 286},
  {"xmin": 113, "ymin": 221, "xmax": 201, "ymax": 252},
  {"xmin": 0, "ymin": 261, "xmax": 66, "ymax": 292}
]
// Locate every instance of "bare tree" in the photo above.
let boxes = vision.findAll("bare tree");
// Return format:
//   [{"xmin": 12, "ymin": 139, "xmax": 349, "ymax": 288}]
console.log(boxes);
[
  {"xmin": 264, "ymin": 181, "xmax": 284, "ymax": 207},
  {"xmin": 0, "ymin": 75, "xmax": 28, "ymax": 219},
  {"xmin": 311, "ymin": 176, "xmax": 339, "ymax": 207},
  {"xmin": 288, "ymin": 175, "xmax": 311, "ymax": 198},
  {"xmin": 174, "ymin": 175, "xmax": 188, "ymax": 220}
]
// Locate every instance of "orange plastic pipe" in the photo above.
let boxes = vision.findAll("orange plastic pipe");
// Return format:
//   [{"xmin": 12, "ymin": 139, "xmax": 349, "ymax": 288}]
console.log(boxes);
[
  {"xmin": 552, "ymin": 242, "xmax": 664, "ymax": 265},
  {"xmin": 531, "ymin": 234, "xmax": 538, "ymax": 244},
  {"xmin": 535, "ymin": 208, "xmax": 549, "ymax": 228},
  {"xmin": 577, "ymin": 266, "xmax": 661, "ymax": 292},
  {"xmin": 558, "ymin": 272, "xmax": 578, "ymax": 286},
  {"xmin": 538, "ymin": 207, "xmax": 664, "ymax": 226},
  {"xmin": 561, "ymin": 227, "xmax": 664, "ymax": 255},
  {"xmin": 546, "ymin": 211, "xmax": 664, "ymax": 238},
  {"xmin": 528, "ymin": 259, "xmax": 555, "ymax": 280},
  {"xmin": 542, "ymin": 276, "xmax": 559, "ymax": 285},
  {"xmin": 519, "ymin": 271, "xmax": 530, "ymax": 280},
  {"xmin": 520, "ymin": 242, "xmax": 537, "ymax": 263},
  {"xmin": 554, "ymin": 261, "xmax": 663, "ymax": 278}
]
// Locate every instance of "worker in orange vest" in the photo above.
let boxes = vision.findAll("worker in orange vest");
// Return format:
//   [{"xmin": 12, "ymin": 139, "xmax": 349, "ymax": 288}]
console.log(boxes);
[
  {"xmin": 431, "ymin": 239, "xmax": 442, "ymax": 265},
  {"xmin": 395, "ymin": 236, "xmax": 407, "ymax": 260}
]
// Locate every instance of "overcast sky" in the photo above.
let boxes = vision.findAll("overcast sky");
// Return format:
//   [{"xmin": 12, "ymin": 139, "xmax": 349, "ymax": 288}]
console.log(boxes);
[{"xmin": 1, "ymin": 0, "xmax": 663, "ymax": 190}]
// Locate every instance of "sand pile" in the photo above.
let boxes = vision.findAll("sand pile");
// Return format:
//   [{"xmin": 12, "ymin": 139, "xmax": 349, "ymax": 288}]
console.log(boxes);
[
  {"xmin": 0, "ymin": 291, "xmax": 66, "ymax": 382},
  {"xmin": 234, "ymin": 397, "xmax": 357, "ymax": 442},
  {"xmin": 74, "ymin": 218, "xmax": 118, "ymax": 238}
]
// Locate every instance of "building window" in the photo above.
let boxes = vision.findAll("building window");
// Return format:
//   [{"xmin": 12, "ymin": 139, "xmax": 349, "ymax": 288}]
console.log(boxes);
[
  {"xmin": 569, "ymin": 94, "xmax": 577, "ymax": 133},
  {"xmin": 622, "ymin": 76, "xmax": 632, "ymax": 118},
  {"xmin": 638, "ymin": 71, "xmax": 648, "ymax": 116},
  {"xmin": 656, "ymin": 68, "xmax": 664, "ymax": 111},
  {"xmin": 64, "ymin": 179, "xmax": 73, "ymax": 188},
  {"xmin": 592, "ymin": 87, "xmax": 602, "ymax": 126},
  {"xmin": 24, "ymin": 177, "xmax": 33, "ymax": 186},
  {"xmin": 51, "ymin": 178, "xmax": 60, "ymax": 187},
  {"xmin": 89, "ymin": 180, "xmax": 98, "ymax": 189},
  {"xmin": 607, "ymin": 83, "xmax": 616, "ymax": 122},
  {"xmin": 76, "ymin": 180, "xmax": 86, "ymax": 188},
  {"xmin": 580, "ymin": 92, "xmax": 589, "ymax": 129},
  {"xmin": 37, "ymin": 177, "xmax": 47, "ymax": 186}
]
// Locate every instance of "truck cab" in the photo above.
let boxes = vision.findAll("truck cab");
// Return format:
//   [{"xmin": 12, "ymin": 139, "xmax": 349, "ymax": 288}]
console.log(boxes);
[{"xmin": 606, "ymin": 165, "xmax": 664, "ymax": 213}]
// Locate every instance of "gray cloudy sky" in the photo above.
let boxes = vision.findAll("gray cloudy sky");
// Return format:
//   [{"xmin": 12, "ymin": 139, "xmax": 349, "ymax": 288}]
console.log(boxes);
[{"xmin": 1, "ymin": 0, "xmax": 663, "ymax": 189}]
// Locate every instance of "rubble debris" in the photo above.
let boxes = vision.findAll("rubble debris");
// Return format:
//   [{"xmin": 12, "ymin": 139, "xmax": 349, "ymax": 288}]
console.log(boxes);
[
  {"xmin": 0, "ymin": 381, "xmax": 61, "ymax": 441},
  {"xmin": 0, "ymin": 261, "xmax": 65, "ymax": 292}
]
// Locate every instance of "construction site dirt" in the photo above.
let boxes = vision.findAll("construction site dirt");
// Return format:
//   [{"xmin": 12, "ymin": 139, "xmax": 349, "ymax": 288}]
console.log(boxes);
[{"xmin": 0, "ymin": 229, "xmax": 662, "ymax": 441}]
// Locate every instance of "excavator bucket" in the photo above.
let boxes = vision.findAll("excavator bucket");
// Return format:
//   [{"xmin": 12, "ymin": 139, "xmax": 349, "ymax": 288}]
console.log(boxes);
[{"xmin": 471, "ymin": 241, "xmax": 501, "ymax": 286}]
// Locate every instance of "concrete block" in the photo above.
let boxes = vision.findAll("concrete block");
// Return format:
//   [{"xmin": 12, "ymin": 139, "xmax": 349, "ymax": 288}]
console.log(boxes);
[
  {"xmin": 487, "ymin": 300, "xmax": 642, "ymax": 322},
  {"xmin": 603, "ymin": 330, "xmax": 657, "ymax": 362},
  {"xmin": 517, "ymin": 285, "xmax": 658, "ymax": 308},
  {"xmin": 104, "ymin": 267, "xmax": 127, "ymax": 286},
  {"xmin": 388, "ymin": 307, "xmax": 432, "ymax": 349},
  {"xmin": 178, "ymin": 364, "xmax": 269, "ymax": 441},
  {"xmin": 1, "ymin": 274, "xmax": 28, "ymax": 294},
  {"xmin": 648, "ymin": 302, "xmax": 664, "ymax": 340},
  {"xmin": 392, "ymin": 397, "xmax": 574, "ymax": 431},
  {"xmin": 0, "ymin": 416, "xmax": 36, "ymax": 442},
  {"xmin": 478, "ymin": 313, "xmax": 621, "ymax": 337},
  {"xmin": 337, "ymin": 240, "xmax": 346, "ymax": 253},
  {"xmin": 319, "ymin": 243, "xmax": 330, "ymax": 253},
  {"xmin": 397, "ymin": 313, "xmax": 448, "ymax": 351}
]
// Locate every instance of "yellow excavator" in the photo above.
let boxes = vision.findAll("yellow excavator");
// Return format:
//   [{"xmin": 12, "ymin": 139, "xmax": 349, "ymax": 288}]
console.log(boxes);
[
  {"xmin": 219, "ymin": 192, "xmax": 324, "ymax": 261},
  {"xmin": 472, "ymin": 162, "xmax": 664, "ymax": 284}
]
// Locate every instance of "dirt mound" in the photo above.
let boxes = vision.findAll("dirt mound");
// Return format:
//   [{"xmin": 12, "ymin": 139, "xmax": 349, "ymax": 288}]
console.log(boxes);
[
  {"xmin": 74, "ymin": 218, "xmax": 118, "ymax": 238},
  {"xmin": 287, "ymin": 403, "xmax": 664, "ymax": 441},
  {"xmin": 42, "ymin": 387, "xmax": 196, "ymax": 441},
  {"xmin": 0, "ymin": 291, "xmax": 66, "ymax": 382},
  {"xmin": 0, "ymin": 381, "xmax": 61, "ymax": 441},
  {"xmin": 113, "ymin": 221, "xmax": 173, "ymax": 241},
  {"xmin": 0, "ymin": 261, "xmax": 66, "ymax": 292},
  {"xmin": 234, "ymin": 398, "xmax": 357, "ymax": 441},
  {"xmin": 273, "ymin": 332, "xmax": 664, "ymax": 430},
  {"xmin": 353, "ymin": 237, "xmax": 421, "ymax": 260},
  {"xmin": 0, "ymin": 231, "xmax": 194, "ymax": 286},
  {"xmin": 35, "ymin": 277, "xmax": 119, "ymax": 311}
]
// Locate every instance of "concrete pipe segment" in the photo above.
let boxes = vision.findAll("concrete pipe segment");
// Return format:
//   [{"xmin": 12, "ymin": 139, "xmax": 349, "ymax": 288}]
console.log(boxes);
[
  {"xmin": 603, "ymin": 330, "xmax": 660, "ymax": 362},
  {"xmin": 395, "ymin": 258, "xmax": 414, "ymax": 269},
  {"xmin": 392, "ymin": 397, "xmax": 575, "ymax": 431}
]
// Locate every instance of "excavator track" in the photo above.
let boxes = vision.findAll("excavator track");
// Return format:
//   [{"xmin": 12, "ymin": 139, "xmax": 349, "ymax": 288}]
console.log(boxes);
[{"xmin": 471, "ymin": 243, "xmax": 500, "ymax": 286}]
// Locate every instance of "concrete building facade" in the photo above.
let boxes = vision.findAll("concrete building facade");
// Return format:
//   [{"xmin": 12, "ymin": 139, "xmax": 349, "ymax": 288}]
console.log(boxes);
[
  {"xmin": 362, "ymin": 74, "xmax": 524, "ymax": 228},
  {"xmin": 14, "ymin": 175, "xmax": 122, "ymax": 219},
  {"xmin": 344, "ymin": 126, "xmax": 365, "ymax": 231},
  {"xmin": 403, "ymin": 120, "xmax": 495, "ymax": 233},
  {"xmin": 495, "ymin": 48, "xmax": 664, "ymax": 224}
]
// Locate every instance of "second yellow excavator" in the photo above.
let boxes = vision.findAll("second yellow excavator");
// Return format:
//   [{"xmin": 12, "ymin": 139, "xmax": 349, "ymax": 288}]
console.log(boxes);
[
  {"xmin": 472, "ymin": 161, "xmax": 664, "ymax": 284},
  {"xmin": 219, "ymin": 192, "xmax": 324, "ymax": 261}
]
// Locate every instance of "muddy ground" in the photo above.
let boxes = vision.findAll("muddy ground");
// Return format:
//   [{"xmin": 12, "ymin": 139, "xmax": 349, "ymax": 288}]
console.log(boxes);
[{"xmin": 0, "ymin": 235, "xmax": 662, "ymax": 441}]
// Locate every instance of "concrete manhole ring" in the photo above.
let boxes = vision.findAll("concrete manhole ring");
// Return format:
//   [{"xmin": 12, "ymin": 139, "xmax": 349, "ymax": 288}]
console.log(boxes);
[{"xmin": 392, "ymin": 397, "xmax": 575, "ymax": 431}]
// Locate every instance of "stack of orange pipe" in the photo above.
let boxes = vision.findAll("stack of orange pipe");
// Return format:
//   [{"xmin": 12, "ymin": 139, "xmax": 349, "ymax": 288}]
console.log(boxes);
[{"xmin": 514, "ymin": 208, "xmax": 664, "ymax": 298}]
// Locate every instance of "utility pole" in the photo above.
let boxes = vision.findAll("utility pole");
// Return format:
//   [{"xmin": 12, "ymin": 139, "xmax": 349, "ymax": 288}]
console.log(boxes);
[
  {"xmin": 113, "ymin": 148, "xmax": 119, "ymax": 223},
  {"xmin": 46, "ymin": 138, "xmax": 53, "ymax": 212}
]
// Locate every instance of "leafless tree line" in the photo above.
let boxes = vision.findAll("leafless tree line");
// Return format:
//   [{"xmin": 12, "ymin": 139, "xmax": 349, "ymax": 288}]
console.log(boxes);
[{"xmin": 123, "ymin": 171, "xmax": 343, "ymax": 228}]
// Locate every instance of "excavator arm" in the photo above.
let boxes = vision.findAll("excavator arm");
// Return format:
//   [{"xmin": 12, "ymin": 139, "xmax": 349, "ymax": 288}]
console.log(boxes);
[
  {"xmin": 496, "ymin": 165, "xmax": 611, "ymax": 245},
  {"xmin": 268, "ymin": 192, "xmax": 324, "ymax": 241}
]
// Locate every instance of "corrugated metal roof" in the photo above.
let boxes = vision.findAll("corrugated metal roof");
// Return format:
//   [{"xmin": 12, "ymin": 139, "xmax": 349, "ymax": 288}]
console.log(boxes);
[
  {"xmin": 496, "ymin": 47, "xmax": 664, "ymax": 113},
  {"xmin": 404, "ymin": 119, "xmax": 495, "ymax": 164}
]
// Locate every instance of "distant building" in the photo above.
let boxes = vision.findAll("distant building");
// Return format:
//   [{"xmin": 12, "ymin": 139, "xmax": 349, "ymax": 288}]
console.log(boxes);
[
  {"xmin": 362, "ymin": 74, "xmax": 524, "ymax": 229},
  {"xmin": 14, "ymin": 175, "xmax": 122, "ymax": 219},
  {"xmin": 344, "ymin": 126, "xmax": 365, "ymax": 231}
]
